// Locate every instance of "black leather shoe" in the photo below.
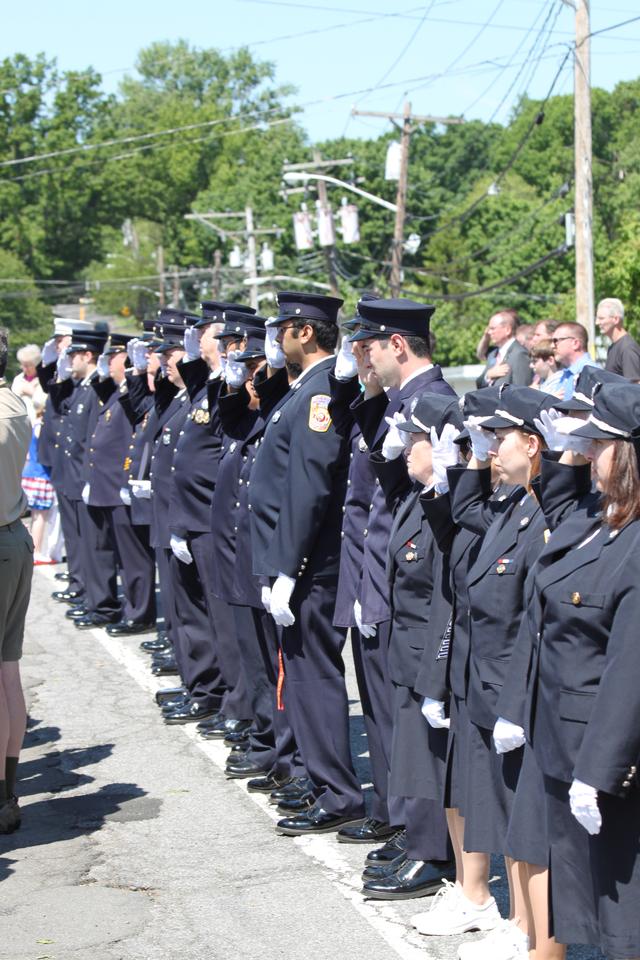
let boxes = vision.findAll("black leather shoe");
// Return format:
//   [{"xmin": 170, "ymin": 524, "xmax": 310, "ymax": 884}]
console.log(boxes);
[
  {"xmin": 52, "ymin": 589, "xmax": 84, "ymax": 603},
  {"xmin": 106, "ymin": 620, "xmax": 156, "ymax": 637},
  {"xmin": 151, "ymin": 659, "xmax": 179, "ymax": 676},
  {"xmin": 196, "ymin": 713, "xmax": 225, "ymax": 732},
  {"xmin": 269, "ymin": 777, "xmax": 314, "ymax": 804},
  {"xmin": 66, "ymin": 605, "xmax": 90, "ymax": 620},
  {"xmin": 155, "ymin": 686, "xmax": 186, "ymax": 705},
  {"xmin": 225, "ymin": 760, "xmax": 267, "ymax": 779},
  {"xmin": 277, "ymin": 806, "xmax": 363, "ymax": 837},
  {"xmin": 164, "ymin": 702, "xmax": 218, "ymax": 725},
  {"xmin": 141, "ymin": 637, "xmax": 171, "ymax": 653},
  {"xmin": 247, "ymin": 775, "xmax": 292, "ymax": 794},
  {"xmin": 337, "ymin": 818, "xmax": 398, "ymax": 845},
  {"xmin": 161, "ymin": 695, "xmax": 191, "ymax": 714},
  {"xmin": 362, "ymin": 859, "xmax": 455, "ymax": 900},
  {"xmin": 276, "ymin": 792, "xmax": 316, "ymax": 815},
  {"xmin": 202, "ymin": 717, "xmax": 251, "ymax": 740},
  {"xmin": 74, "ymin": 614, "xmax": 117, "ymax": 630},
  {"xmin": 227, "ymin": 743, "xmax": 249, "ymax": 755},
  {"xmin": 365, "ymin": 828, "xmax": 407, "ymax": 865},
  {"xmin": 361, "ymin": 853, "xmax": 407, "ymax": 881},
  {"xmin": 223, "ymin": 729, "xmax": 250, "ymax": 746},
  {"xmin": 54, "ymin": 571, "xmax": 71, "ymax": 582}
]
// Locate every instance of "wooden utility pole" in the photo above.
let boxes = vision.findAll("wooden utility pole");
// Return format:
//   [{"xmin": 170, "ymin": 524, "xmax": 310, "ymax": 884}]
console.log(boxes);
[
  {"xmin": 245, "ymin": 206, "xmax": 259, "ymax": 310},
  {"xmin": 157, "ymin": 245, "xmax": 165, "ymax": 307},
  {"xmin": 573, "ymin": 0, "xmax": 595, "ymax": 348},
  {"xmin": 352, "ymin": 102, "xmax": 464, "ymax": 297},
  {"xmin": 212, "ymin": 249, "xmax": 222, "ymax": 300},
  {"xmin": 313, "ymin": 150, "xmax": 340, "ymax": 297}
]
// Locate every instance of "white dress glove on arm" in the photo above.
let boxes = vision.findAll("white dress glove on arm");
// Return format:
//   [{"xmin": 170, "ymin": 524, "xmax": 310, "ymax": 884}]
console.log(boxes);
[
  {"xmin": 130, "ymin": 479, "xmax": 151, "ymax": 500},
  {"xmin": 170, "ymin": 534, "xmax": 193, "ymax": 565},
  {"xmin": 382, "ymin": 411, "xmax": 409, "ymax": 461},
  {"xmin": 334, "ymin": 336, "xmax": 359, "ymax": 381},
  {"xmin": 430, "ymin": 423, "xmax": 461, "ymax": 493},
  {"xmin": 569, "ymin": 779, "xmax": 602, "ymax": 835},
  {"xmin": 119, "ymin": 487, "xmax": 132, "ymax": 506},
  {"xmin": 81, "ymin": 483, "xmax": 91, "ymax": 505},
  {"xmin": 354, "ymin": 599, "xmax": 377, "ymax": 639},
  {"xmin": 183, "ymin": 326, "xmax": 201, "ymax": 362},
  {"xmin": 97, "ymin": 355, "xmax": 110, "ymax": 379},
  {"xmin": 492, "ymin": 716, "xmax": 526, "ymax": 754},
  {"xmin": 421, "ymin": 697, "xmax": 451, "ymax": 730},
  {"xmin": 42, "ymin": 338, "xmax": 58, "ymax": 366},
  {"xmin": 225, "ymin": 351, "xmax": 250, "ymax": 388},
  {"xmin": 265, "ymin": 326, "xmax": 286, "ymax": 370},
  {"xmin": 270, "ymin": 574, "xmax": 296, "ymax": 627},
  {"xmin": 463, "ymin": 416, "xmax": 499, "ymax": 462},
  {"xmin": 261, "ymin": 585, "xmax": 272, "ymax": 613},
  {"xmin": 56, "ymin": 353, "xmax": 72, "ymax": 381}
]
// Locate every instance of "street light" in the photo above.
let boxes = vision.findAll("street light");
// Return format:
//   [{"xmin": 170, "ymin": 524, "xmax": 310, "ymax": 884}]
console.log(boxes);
[{"xmin": 282, "ymin": 171, "xmax": 398, "ymax": 213}]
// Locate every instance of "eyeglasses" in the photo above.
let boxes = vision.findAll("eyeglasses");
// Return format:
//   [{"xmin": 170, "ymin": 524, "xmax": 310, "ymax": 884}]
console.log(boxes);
[{"xmin": 551, "ymin": 336, "xmax": 575, "ymax": 345}]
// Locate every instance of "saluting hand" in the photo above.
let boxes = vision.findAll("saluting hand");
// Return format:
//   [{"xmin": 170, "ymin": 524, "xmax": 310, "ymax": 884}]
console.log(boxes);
[{"xmin": 334, "ymin": 336, "xmax": 358, "ymax": 381}]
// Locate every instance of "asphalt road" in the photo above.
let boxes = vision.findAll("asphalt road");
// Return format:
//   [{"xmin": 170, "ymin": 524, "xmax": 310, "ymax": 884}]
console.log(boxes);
[{"xmin": 0, "ymin": 567, "xmax": 604, "ymax": 960}]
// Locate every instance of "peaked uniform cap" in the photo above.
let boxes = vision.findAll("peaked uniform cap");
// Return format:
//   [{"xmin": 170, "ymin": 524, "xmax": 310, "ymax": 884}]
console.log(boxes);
[
  {"xmin": 349, "ymin": 297, "xmax": 435, "ymax": 341},
  {"xmin": 266, "ymin": 291, "xmax": 343, "ymax": 327},
  {"xmin": 480, "ymin": 385, "xmax": 557, "ymax": 434},
  {"xmin": 67, "ymin": 328, "xmax": 108, "ymax": 354},
  {"xmin": 195, "ymin": 301, "xmax": 256, "ymax": 329},
  {"xmin": 571, "ymin": 382, "xmax": 640, "ymax": 441},
  {"xmin": 103, "ymin": 333, "xmax": 134, "ymax": 356},
  {"xmin": 397, "ymin": 394, "xmax": 464, "ymax": 435}
]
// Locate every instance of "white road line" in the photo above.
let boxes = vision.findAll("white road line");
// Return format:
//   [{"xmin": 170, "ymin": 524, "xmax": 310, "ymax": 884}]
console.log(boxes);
[{"xmin": 39, "ymin": 568, "xmax": 433, "ymax": 960}]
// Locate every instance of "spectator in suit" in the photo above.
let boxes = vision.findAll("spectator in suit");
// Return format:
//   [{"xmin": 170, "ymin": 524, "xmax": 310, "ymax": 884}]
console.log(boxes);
[
  {"xmin": 596, "ymin": 297, "xmax": 640, "ymax": 381},
  {"xmin": 476, "ymin": 311, "xmax": 533, "ymax": 388}
]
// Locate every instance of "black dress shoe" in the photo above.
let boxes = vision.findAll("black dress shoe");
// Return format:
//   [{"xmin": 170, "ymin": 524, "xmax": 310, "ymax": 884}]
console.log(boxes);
[
  {"xmin": 164, "ymin": 702, "xmax": 218, "ymax": 725},
  {"xmin": 52, "ymin": 590, "xmax": 84, "ymax": 603},
  {"xmin": 161, "ymin": 695, "xmax": 191, "ymax": 715},
  {"xmin": 225, "ymin": 760, "xmax": 267, "ymax": 779},
  {"xmin": 223, "ymin": 729, "xmax": 250, "ymax": 746},
  {"xmin": 361, "ymin": 853, "xmax": 407, "ymax": 881},
  {"xmin": 337, "ymin": 818, "xmax": 398, "ymax": 845},
  {"xmin": 106, "ymin": 620, "xmax": 156, "ymax": 637},
  {"xmin": 362, "ymin": 859, "xmax": 455, "ymax": 900},
  {"xmin": 247, "ymin": 775, "xmax": 292, "ymax": 794},
  {"xmin": 276, "ymin": 792, "xmax": 316, "ymax": 814},
  {"xmin": 227, "ymin": 742, "xmax": 250, "ymax": 755},
  {"xmin": 141, "ymin": 637, "xmax": 171, "ymax": 653},
  {"xmin": 365, "ymin": 828, "xmax": 407, "ymax": 865},
  {"xmin": 66, "ymin": 606, "xmax": 90, "ymax": 620},
  {"xmin": 196, "ymin": 713, "xmax": 225, "ymax": 732},
  {"xmin": 269, "ymin": 777, "xmax": 314, "ymax": 804},
  {"xmin": 74, "ymin": 614, "xmax": 117, "ymax": 630},
  {"xmin": 201, "ymin": 717, "xmax": 251, "ymax": 740},
  {"xmin": 151, "ymin": 659, "xmax": 179, "ymax": 676},
  {"xmin": 54, "ymin": 571, "xmax": 71, "ymax": 582},
  {"xmin": 155, "ymin": 686, "xmax": 186, "ymax": 706},
  {"xmin": 277, "ymin": 806, "xmax": 363, "ymax": 837}
]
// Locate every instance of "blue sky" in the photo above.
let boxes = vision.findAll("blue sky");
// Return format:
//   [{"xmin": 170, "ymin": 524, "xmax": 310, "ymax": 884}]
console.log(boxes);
[{"xmin": 3, "ymin": 0, "xmax": 640, "ymax": 141}]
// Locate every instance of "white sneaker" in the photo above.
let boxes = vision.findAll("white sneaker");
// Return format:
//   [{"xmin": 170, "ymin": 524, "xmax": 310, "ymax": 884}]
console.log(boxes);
[
  {"xmin": 457, "ymin": 919, "xmax": 529, "ymax": 960},
  {"xmin": 411, "ymin": 879, "xmax": 501, "ymax": 936}
]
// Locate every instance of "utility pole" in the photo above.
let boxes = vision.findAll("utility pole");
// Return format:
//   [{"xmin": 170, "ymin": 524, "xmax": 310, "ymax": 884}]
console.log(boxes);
[
  {"xmin": 352, "ymin": 102, "xmax": 464, "ymax": 297},
  {"xmin": 171, "ymin": 266, "xmax": 180, "ymax": 306},
  {"xmin": 245, "ymin": 206, "xmax": 259, "ymax": 310},
  {"xmin": 157, "ymin": 245, "xmax": 165, "ymax": 307},
  {"xmin": 212, "ymin": 249, "xmax": 222, "ymax": 300},
  {"xmin": 573, "ymin": 0, "xmax": 595, "ymax": 349},
  {"xmin": 313, "ymin": 150, "xmax": 340, "ymax": 297}
]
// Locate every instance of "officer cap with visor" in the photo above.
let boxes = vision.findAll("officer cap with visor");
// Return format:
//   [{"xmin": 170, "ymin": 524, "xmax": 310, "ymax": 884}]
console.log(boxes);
[
  {"xmin": 553, "ymin": 365, "xmax": 628, "ymax": 413},
  {"xmin": 214, "ymin": 310, "xmax": 266, "ymax": 340},
  {"xmin": 569, "ymin": 382, "xmax": 640, "ymax": 442},
  {"xmin": 341, "ymin": 292, "xmax": 379, "ymax": 333},
  {"xmin": 195, "ymin": 301, "xmax": 256, "ymax": 331},
  {"xmin": 265, "ymin": 291, "xmax": 343, "ymax": 327},
  {"xmin": 396, "ymin": 394, "xmax": 464, "ymax": 437},
  {"xmin": 348, "ymin": 297, "xmax": 435, "ymax": 342},
  {"xmin": 479, "ymin": 386, "xmax": 556, "ymax": 435},
  {"xmin": 66, "ymin": 328, "xmax": 108, "ymax": 355},
  {"xmin": 153, "ymin": 310, "xmax": 199, "ymax": 354},
  {"xmin": 102, "ymin": 333, "xmax": 134, "ymax": 357},
  {"xmin": 233, "ymin": 329, "xmax": 267, "ymax": 362}
]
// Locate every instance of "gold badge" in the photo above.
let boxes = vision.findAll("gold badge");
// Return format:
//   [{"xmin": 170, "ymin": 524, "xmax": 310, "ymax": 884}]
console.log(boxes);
[
  {"xmin": 405, "ymin": 550, "xmax": 416, "ymax": 562},
  {"xmin": 496, "ymin": 563, "xmax": 506, "ymax": 574},
  {"xmin": 105, "ymin": 410, "xmax": 112, "ymax": 422},
  {"xmin": 571, "ymin": 592, "xmax": 581, "ymax": 606},
  {"xmin": 308, "ymin": 394, "xmax": 331, "ymax": 433},
  {"xmin": 123, "ymin": 457, "xmax": 132, "ymax": 471}
]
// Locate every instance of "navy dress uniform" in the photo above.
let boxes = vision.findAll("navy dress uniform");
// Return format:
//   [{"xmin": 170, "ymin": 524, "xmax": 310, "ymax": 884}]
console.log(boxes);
[
  {"xmin": 450, "ymin": 387, "xmax": 555, "ymax": 858},
  {"xmin": 249, "ymin": 292, "xmax": 365, "ymax": 831},
  {"xmin": 498, "ymin": 384, "xmax": 640, "ymax": 957}
]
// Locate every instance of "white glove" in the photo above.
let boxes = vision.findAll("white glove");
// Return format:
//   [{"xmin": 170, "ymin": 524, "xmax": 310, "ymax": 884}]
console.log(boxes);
[
  {"xmin": 42, "ymin": 337, "xmax": 58, "ymax": 366},
  {"xmin": 354, "ymin": 599, "xmax": 376, "ymax": 639},
  {"xmin": 119, "ymin": 486, "xmax": 132, "ymax": 506},
  {"xmin": 56, "ymin": 352, "xmax": 72, "ymax": 381},
  {"xmin": 130, "ymin": 479, "xmax": 151, "ymax": 499},
  {"xmin": 270, "ymin": 573, "xmax": 296, "ymax": 627},
  {"xmin": 81, "ymin": 483, "xmax": 91, "ymax": 505},
  {"xmin": 553, "ymin": 416, "xmax": 593, "ymax": 456},
  {"xmin": 430, "ymin": 423, "xmax": 461, "ymax": 493},
  {"xmin": 421, "ymin": 697, "xmax": 451, "ymax": 730},
  {"xmin": 261, "ymin": 585, "xmax": 272, "ymax": 613},
  {"xmin": 170, "ymin": 534, "xmax": 193, "ymax": 565},
  {"xmin": 382, "ymin": 411, "xmax": 409, "ymax": 461},
  {"xmin": 97, "ymin": 355, "xmax": 110, "ymax": 379},
  {"xmin": 225, "ymin": 351, "xmax": 250, "ymax": 388},
  {"xmin": 493, "ymin": 716, "xmax": 526, "ymax": 754},
  {"xmin": 183, "ymin": 326, "xmax": 201, "ymax": 362},
  {"xmin": 157, "ymin": 354, "xmax": 168, "ymax": 376},
  {"xmin": 569, "ymin": 778, "xmax": 602, "ymax": 835},
  {"xmin": 464, "ymin": 416, "xmax": 499, "ymax": 461},
  {"xmin": 335, "ymin": 336, "xmax": 358, "ymax": 381},
  {"xmin": 128, "ymin": 339, "xmax": 149, "ymax": 371},
  {"xmin": 265, "ymin": 326, "xmax": 286, "ymax": 370}
]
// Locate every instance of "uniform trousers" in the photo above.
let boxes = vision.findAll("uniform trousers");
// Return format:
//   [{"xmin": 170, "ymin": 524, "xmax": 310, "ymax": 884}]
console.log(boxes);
[
  {"xmin": 77, "ymin": 503, "xmax": 121, "ymax": 623},
  {"xmin": 168, "ymin": 532, "xmax": 227, "ymax": 711},
  {"xmin": 351, "ymin": 619, "xmax": 403, "ymax": 825},
  {"xmin": 155, "ymin": 547, "xmax": 176, "ymax": 644},
  {"xmin": 389, "ymin": 682, "xmax": 451, "ymax": 862},
  {"xmin": 280, "ymin": 573, "xmax": 364, "ymax": 819},
  {"xmin": 201, "ymin": 572, "xmax": 252, "ymax": 721},
  {"xmin": 232, "ymin": 604, "xmax": 305, "ymax": 780},
  {"xmin": 56, "ymin": 490, "xmax": 86, "ymax": 595},
  {"xmin": 107, "ymin": 506, "xmax": 156, "ymax": 624}
]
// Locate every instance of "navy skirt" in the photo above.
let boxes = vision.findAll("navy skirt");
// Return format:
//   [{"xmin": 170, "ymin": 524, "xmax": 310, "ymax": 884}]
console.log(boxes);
[
  {"xmin": 463, "ymin": 721, "xmax": 523, "ymax": 856},
  {"xmin": 389, "ymin": 683, "xmax": 448, "ymax": 802},
  {"xmin": 546, "ymin": 774, "xmax": 640, "ymax": 958},
  {"xmin": 443, "ymin": 694, "xmax": 471, "ymax": 812},
  {"xmin": 504, "ymin": 743, "xmax": 548, "ymax": 867}
]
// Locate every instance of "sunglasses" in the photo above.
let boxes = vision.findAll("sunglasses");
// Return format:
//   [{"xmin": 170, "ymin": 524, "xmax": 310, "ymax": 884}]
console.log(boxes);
[{"xmin": 551, "ymin": 336, "xmax": 575, "ymax": 345}]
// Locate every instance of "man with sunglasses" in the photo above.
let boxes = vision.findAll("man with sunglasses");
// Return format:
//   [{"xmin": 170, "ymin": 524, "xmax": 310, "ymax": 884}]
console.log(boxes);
[{"xmin": 551, "ymin": 322, "xmax": 595, "ymax": 400}]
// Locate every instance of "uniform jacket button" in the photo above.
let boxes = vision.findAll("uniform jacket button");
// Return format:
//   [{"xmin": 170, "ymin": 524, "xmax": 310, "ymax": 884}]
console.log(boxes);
[
  {"xmin": 571, "ymin": 592, "xmax": 581, "ymax": 606},
  {"xmin": 363, "ymin": 529, "xmax": 368, "ymax": 537}
]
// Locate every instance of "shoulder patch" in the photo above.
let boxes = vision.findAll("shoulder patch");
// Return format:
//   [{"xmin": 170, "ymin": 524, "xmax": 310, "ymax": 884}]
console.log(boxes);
[{"xmin": 308, "ymin": 394, "xmax": 331, "ymax": 433}]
